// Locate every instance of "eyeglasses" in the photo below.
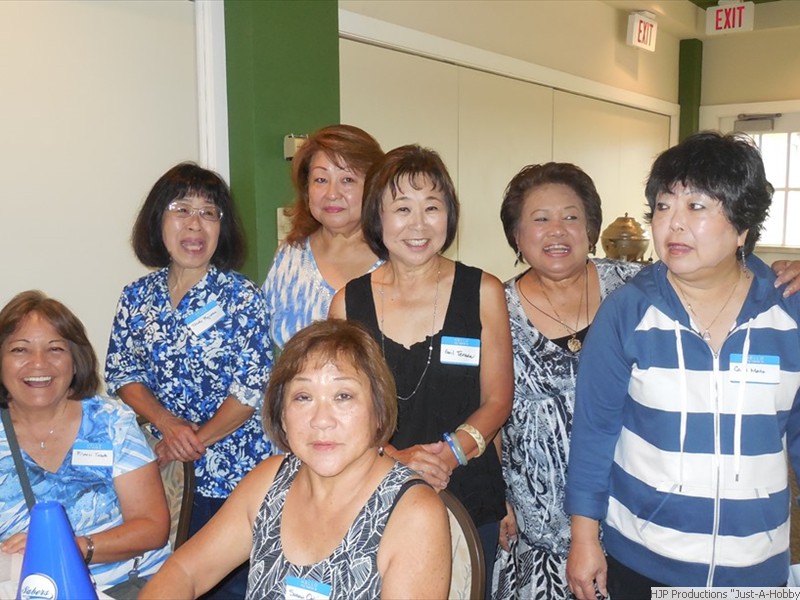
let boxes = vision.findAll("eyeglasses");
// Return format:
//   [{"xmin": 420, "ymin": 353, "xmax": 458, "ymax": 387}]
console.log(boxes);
[{"xmin": 166, "ymin": 201, "xmax": 223, "ymax": 222}]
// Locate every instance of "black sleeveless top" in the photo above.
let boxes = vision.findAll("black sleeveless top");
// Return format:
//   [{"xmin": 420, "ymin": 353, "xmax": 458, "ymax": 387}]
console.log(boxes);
[{"xmin": 345, "ymin": 262, "xmax": 505, "ymax": 526}]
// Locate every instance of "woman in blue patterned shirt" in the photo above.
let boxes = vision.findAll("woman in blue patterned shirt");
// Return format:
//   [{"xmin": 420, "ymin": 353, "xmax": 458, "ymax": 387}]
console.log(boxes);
[
  {"xmin": 262, "ymin": 125, "xmax": 384, "ymax": 352},
  {"xmin": 0, "ymin": 291, "xmax": 171, "ymax": 589},
  {"xmin": 105, "ymin": 163, "xmax": 272, "ymax": 598}
]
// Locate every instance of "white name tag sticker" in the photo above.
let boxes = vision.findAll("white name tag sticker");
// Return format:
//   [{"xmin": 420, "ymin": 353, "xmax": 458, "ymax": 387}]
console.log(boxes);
[
  {"xmin": 185, "ymin": 300, "xmax": 225, "ymax": 336},
  {"xmin": 440, "ymin": 336, "xmax": 480, "ymax": 367},
  {"xmin": 285, "ymin": 576, "xmax": 331, "ymax": 600},
  {"xmin": 72, "ymin": 442, "xmax": 114, "ymax": 467},
  {"xmin": 729, "ymin": 353, "xmax": 780, "ymax": 384}
]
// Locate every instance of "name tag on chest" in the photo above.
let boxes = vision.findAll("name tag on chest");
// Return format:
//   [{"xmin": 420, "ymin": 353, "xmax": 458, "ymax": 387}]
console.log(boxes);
[
  {"xmin": 440, "ymin": 336, "xmax": 480, "ymax": 367},
  {"xmin": 285, "ymin": 576, "xmax": 331, "ymax": 600},
  {"xmin": 185, "ymin": 300, "xmax": 225, "ymax": 336},
  {"xmin": 72, "ymin": 442, "xmax": 114, "ymax": 467},
  {"xmin": 729, "ymin": 353, "xmax": 780, "ymax": 384}
]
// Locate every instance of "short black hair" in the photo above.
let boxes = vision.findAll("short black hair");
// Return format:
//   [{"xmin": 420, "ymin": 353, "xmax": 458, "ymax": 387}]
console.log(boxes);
[
  {"xmin": 131, "ymin": 162, "xmax": 246, "ymax": 270},
  {"xmin": 644, "ymin": 131, "xmax": 772, "ymax": 255}
]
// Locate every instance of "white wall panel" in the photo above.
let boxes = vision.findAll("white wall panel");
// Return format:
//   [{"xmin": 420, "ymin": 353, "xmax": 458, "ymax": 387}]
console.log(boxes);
[
  {"xmin": 0, "ymin": 1, "xmax": 198, "ymax": 366},
  {"xmin": 553, "ymin": 91, "xmax": 670, "ymax": 260},
  {"xmin": 457, "ymin": 69, "xmax": 553, "ymax": 281}
]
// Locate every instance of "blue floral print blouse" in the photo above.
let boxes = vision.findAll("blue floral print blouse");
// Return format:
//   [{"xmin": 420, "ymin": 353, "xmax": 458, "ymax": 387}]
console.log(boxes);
[{"xmin": 104, "ymin": 266, "xmax": 273, "ymax": 498}]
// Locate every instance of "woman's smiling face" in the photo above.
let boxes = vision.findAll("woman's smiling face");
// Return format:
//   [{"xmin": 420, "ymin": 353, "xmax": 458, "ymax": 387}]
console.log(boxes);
[{"xmin": 1, "ymin": 311, "xmax": 74, "ymax": 408}]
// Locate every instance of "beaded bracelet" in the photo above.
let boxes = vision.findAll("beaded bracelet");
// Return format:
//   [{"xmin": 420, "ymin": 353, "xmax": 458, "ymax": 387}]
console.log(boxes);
[
  {"xmin": 457, "ymin": 423, "xmax": 486, "ymax": 457},
  {"xmin": 443, "ymin": 432, "xmax": 468, "ymax": 466}
]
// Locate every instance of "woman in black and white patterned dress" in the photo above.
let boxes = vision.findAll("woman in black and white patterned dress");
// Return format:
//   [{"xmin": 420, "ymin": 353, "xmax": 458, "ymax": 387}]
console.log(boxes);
[
  {"xmin": 491, "ymin": 163, "xmax": 641, "ymax": 600},
  {"xmin": 491, "ymin": 162, "xmax": 800, "ymax": 600},
  {"xmin": 140, "ymin": 319, "xmax": 451, "ymax": 600}
]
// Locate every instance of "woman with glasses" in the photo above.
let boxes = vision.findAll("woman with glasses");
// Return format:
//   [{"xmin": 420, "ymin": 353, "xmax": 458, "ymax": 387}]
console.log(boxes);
[{"xmin": 105, "ymin": 162, "xmax": 272, "ymax": 599}]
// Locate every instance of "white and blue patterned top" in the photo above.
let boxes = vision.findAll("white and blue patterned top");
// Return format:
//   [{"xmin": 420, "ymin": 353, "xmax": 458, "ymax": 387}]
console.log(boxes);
[
  {"xmin": 105, "ymin": 266, "xmax": 273, "ymax": 498},
  {"xmin": 0, "ymin": 396, "xmax": 171, "ymax": 588},
  {"xmin": 262, "ymin": 239, "xmax": 382, "ymax": 351}
]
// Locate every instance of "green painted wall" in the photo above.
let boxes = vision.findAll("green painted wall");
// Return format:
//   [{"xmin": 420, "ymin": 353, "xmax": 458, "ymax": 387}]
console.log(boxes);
[
  {"xmin": 225, "ymin": 0, "xmax": 340, "ymax": 282},
  {"xmin": 679, "ymin": 39, "xmax": 703, "ymax": 142}
]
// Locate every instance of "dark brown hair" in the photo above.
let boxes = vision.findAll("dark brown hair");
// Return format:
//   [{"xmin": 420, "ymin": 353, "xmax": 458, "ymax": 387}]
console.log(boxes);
[
  {"xmin": 284, "ymin": 125, "xmax": 384, "ymax": 245},
  {"xmin": 264, "ymin": 319, "xmax": 397, "ymax": 452},
  {"xmin": 131, "ymin": 162, "xmax": 246, "ymax": 270},
  {"xmin": 0, "ymin": 290, "xmax": 99, "ymax": 403},
  {"xmin": 361, "ymin": 145, "xmax": 460, "ymax": 260},
  {"xmin": 500, "ymin": 162, "xmax": 604, "ymax": 259}
]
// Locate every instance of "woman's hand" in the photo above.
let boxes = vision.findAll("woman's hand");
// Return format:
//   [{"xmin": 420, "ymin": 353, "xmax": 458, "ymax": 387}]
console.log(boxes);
[
  {"xmin": 389, "ymin": 442, "xmax": 452, "ymax": 490},
  {"xmin": 498, "ymin": 502, "xmax": 518, "ymax": 551},
  {"xmin": 772, "ymin": 260, "xmax": 800, "ymax": 298},
  {"xmin": 567, "ymin": 516, "xmax": 607, "ymax": 599},
  {"xmin": 0, "ymin": 532, "xmax": 27, "ymax": 555},
  {"xmin": 154, "ymin": 414, "xmax": 205, "ymax": 463}
]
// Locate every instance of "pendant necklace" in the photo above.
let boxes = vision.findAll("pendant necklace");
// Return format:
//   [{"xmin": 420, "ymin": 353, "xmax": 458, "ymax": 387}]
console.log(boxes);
[
  {"xmin": 518, "ymin": 264, "xmax": 588, "ymax": 353},
  {"xmin": 671, "ymin": 270, "xmax": 743, "ymax": 344},
  {"xmin": 14, "ymin": 401, "xmax": 68, "ymax": 450},
  {"xmin": 379, "ymin": 262, "xmax": 441, "ymax": 401}
]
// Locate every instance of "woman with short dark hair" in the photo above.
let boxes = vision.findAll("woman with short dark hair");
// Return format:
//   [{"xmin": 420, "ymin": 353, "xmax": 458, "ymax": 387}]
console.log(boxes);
[
  {"xmin": 566, "ymin": 132, "xmax": 800, "ymax": 596},
  {"xmin": 330, "ymin": 144, "xmax": 513, "ymax": 594},
  {"xmin": 105, "ymin": 162, "xmax": 271, "ymax": 598}
]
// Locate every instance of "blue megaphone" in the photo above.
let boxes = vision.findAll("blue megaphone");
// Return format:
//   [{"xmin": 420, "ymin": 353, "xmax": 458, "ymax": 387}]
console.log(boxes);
[{"xmin": 16, "ymin": 501, "xmax": 98, "ymax": 600}]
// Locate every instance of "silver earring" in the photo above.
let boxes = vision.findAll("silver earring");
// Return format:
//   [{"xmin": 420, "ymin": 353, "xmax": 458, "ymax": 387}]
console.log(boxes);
[{"xmin": 514, "ymin": 249, "xmax": 523, "ymax": 266}]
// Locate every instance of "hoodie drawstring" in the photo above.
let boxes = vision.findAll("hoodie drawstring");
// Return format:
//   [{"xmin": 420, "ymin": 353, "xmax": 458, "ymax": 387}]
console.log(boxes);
[{"xmin": 674, "ymin": 320, "xmax": 688, "ymax": 492}]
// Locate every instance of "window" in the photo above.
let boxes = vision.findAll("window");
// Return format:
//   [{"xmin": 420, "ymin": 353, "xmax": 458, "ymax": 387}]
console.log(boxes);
[{"xmin": 748, "ymin": 131, "xmax": 800, "ymax": 247}]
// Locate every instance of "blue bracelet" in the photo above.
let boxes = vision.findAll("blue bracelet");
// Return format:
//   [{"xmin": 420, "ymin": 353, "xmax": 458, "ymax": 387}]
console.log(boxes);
[{"xmin": 443, "ymin": 432, "xmax": 468, "ymax": 466}]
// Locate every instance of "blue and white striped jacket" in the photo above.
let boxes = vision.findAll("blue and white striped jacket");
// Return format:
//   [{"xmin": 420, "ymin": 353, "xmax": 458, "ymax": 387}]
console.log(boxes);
[{"xmin": 565, "ymin": 255, "xmax": 800, "ymax": 586}]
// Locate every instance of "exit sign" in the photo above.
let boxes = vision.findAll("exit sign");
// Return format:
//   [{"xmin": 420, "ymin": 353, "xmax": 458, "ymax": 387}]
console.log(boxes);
[
  {"xmin": 626, "ymin": 12, "xmax": 657, "ymax": 52},
  {"xmin": 706, "ymin": 1, "xmax": 755, "ymax": 35}
]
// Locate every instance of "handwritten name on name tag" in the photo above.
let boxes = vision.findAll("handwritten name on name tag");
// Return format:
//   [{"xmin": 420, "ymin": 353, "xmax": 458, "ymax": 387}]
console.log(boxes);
[
  {"xmin": 72, "ymin": 442, "xmax": 114, "ymax": 467},
  {"xmin": 185, "ymin": 301, "xmax": 225, "ymax": 336},
  {"xmin": 440, "ymin": 336, "xmax": 480, "ymax": 367},
  {"xmin": 729, "ymin": 353, "xmax": 780, "ymax": 384}
]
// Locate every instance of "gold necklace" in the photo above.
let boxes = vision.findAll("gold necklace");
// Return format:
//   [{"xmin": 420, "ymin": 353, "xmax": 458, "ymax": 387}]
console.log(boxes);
[
  {"xmin": 518, "ymin": 264, "xmax": 588, "ymax": 353},
  {"xmin": 378, "ymin": 262, "xmax": 441, "ymax": 401},
  {"xmin": 671, "ymin": 270, "xmax": 743, "ymax": 343}
]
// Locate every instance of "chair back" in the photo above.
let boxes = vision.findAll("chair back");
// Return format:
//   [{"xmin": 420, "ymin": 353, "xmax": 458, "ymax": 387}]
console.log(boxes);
[
  {"xmin": 440, "ymin": 489, "xmax": 485, "ymax": 600},
  {"xmin": 139, "ymin": 424, "xmax": 195, "ymax": 550}
]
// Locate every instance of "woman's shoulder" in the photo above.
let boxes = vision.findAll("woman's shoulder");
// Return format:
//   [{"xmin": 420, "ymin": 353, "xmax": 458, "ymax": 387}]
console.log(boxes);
[
  {"xmin": 383, "ymin": 474, "xmax": 448, "ymax": 543},
  {"xmin": 238, "ymin": 454, "xmax": 294, "ymax": 509},
  {"xmin": 207, "ymin": 268, "xmax": 264, "ymax": 303},
  {"xmin": 79, "ymin": 395, "xmax": 139, "ymax": 427}
]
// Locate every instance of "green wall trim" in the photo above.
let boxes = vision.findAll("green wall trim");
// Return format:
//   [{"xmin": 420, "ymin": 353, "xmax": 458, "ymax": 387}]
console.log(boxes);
[
  {"xmin": 679, "ymin": 38, "xmax": 703, "ymax": 142},
  {"xmin": 225, "ymin": 0, "xmax": 340, "ymax": 282}
]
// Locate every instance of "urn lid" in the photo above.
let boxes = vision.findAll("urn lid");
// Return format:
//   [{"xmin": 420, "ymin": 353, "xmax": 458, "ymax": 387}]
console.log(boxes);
[{"xmin": 601, "ymin": 213, "xmax": 649, "ymax": 241}]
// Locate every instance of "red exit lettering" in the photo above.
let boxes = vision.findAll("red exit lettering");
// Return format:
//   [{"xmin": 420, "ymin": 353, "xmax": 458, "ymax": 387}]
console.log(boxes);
[
  {"xmin": 637, "ymin": 20, "xmax": 654, "ymax": 45},
  {"xmin": 715, "ymin": 5, "xmax": 746, "ymax": 31}
]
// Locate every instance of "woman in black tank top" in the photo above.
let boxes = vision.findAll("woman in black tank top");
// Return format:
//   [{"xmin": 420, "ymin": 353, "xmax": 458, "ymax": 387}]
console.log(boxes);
[{"xmin": 330, "ymin": 145, "xmax": 513, "ymax": 595}]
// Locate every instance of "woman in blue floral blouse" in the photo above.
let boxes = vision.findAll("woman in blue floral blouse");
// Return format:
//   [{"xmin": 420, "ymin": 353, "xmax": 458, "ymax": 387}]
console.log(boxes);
[{"xmin": 105, "ymin": 163, "xmax": 272, "ymax": 598}]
